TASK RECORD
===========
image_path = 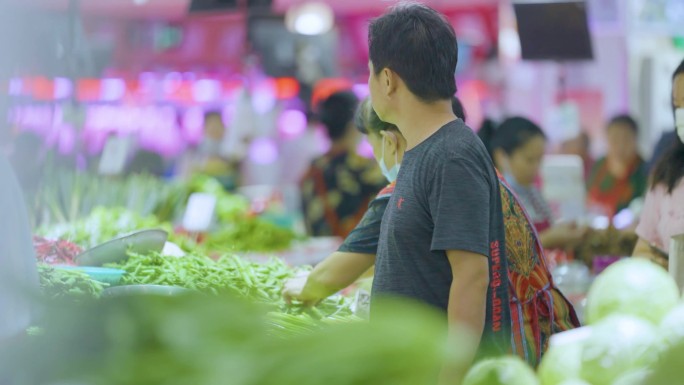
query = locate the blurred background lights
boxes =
[285,2,334,36]
[249,138,279,165]
[278,109,307,138]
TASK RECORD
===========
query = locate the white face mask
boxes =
[379,138,400,183]
[676,108,684,142]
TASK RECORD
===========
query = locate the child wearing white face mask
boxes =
[634,58,684,265]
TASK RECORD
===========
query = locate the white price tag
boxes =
[182,193,217,232]
[351,289,371,319]
[544,102,581,143]
[541,155,586,221]
[98,136,130,175]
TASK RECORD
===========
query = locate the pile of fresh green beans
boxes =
[38,264,107,300]
[108,252,354,327]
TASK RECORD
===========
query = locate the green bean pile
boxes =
[107,252,354,327]
[38,264,107,300]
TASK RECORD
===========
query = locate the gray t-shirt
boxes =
[372,119,511,357]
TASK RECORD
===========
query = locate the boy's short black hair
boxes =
[369,2,458,102]
[318,91,359,141]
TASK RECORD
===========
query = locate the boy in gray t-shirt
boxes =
[366,3,512,382]
[373,120,511,359]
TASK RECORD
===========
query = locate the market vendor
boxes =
[284,97,579,367]
[0,154,40,343]
[633,58,684,265]
[587,114,648,217]
[185,111,244,191]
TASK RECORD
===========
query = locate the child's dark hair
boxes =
[478,117,546,160]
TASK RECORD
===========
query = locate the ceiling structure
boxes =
[12,0,501,19]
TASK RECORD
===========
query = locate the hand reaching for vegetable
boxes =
[283,273,320,307]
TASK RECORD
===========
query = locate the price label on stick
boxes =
[352,289,371,319]
[98,136,130,175]
[182,193,217,233]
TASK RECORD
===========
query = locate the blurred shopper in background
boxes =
[587,114,647,216]
[300,91,384,237]
[478,117,588,250]
[634,58,684,264]
[560,131,593,179]
[184,111,244,191]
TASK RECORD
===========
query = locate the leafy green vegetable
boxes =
[660,304,684,349]
[537,338,583,385]
[585,258,679,325]
[107,252,352,322]
[39,206,174,249]
[1,294,455,385]
[463,356,540,385]
[580,315,660,385]
[33,168,175,228]
[204,217,299,253]
[40,204,296,254]
[38,263,107,300]
[644,339,684,385]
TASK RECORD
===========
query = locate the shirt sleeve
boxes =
[635,186,663,247]
[338,196,390,255]
[429,156,492,257]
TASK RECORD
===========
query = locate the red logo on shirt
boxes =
[397,197,405,210]
[489,240,503,333]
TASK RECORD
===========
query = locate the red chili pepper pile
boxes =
[33,236,83,265]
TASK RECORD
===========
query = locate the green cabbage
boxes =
[580,315,660,385]
[612,370,652,385]
[463,356,539,385]
[557,380,591,385]
[538,339,583,385]
[660,304,684,347]
[585,258,679,325]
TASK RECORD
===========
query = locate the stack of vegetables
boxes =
[32,235,354,334]
[460,257,684,385]
[107,252,353,332]
[38,207,176,250]
[39,207,296,257]
[33,168,175,227]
